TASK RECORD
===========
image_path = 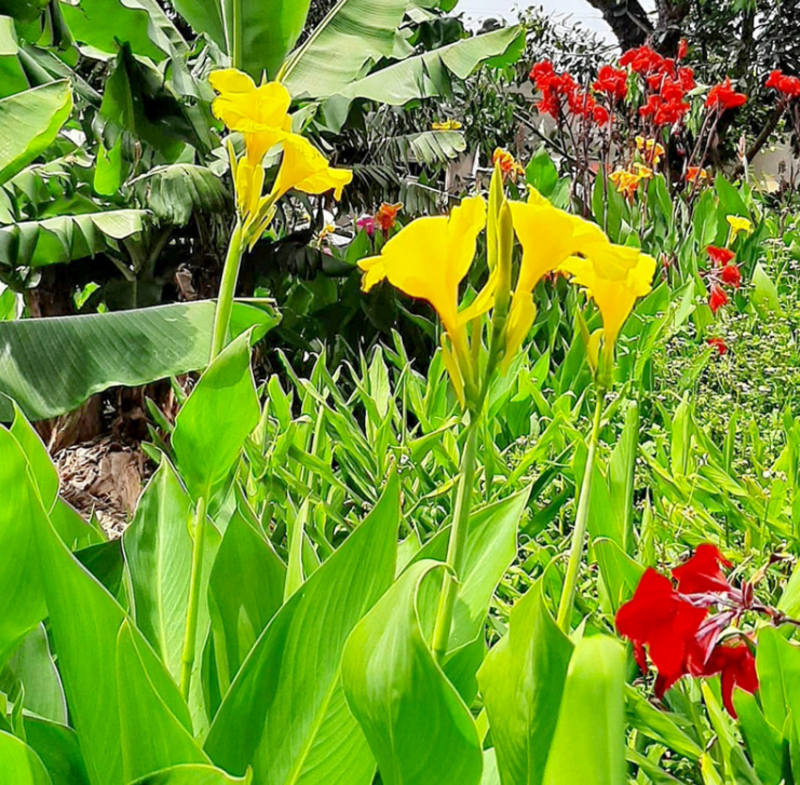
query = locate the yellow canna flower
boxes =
[633,162,653,179]
[268,134,352,202]
[432,119,463,131]
[209,69,292,167]
[635,136,665,166]
[358,195,487,338]
[727,215,753,238]
[505,189,610,360]
[559,247,656,366]
[610,169,643,199]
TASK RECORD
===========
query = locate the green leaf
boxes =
[208,496,286,695]
[752,262,782,316]
[594,539,645,613]
[734,690,783,785]
[692,190,718,248]
[116,620,209,783]
[342,560,482,785]
[0,210,148,269]
[0,427,46,665]
[172,331,260,499]
[128,765,249,784]
[756,627,800,733]
[0,81,72,186]
[25,719,91,785]
[526,147,558,197]
[0,623,66,724]
[625,686,703,759]
[0,730,52,785]
[10,403,58,511]
[714,174,749,217]
[205,473,400,784]
[93,137,125,197]
[387,130,466,164]
[541,636,625,785]
[282,0,408,99]
[59,0,186,60]
[0,301,279,422]
[131,165,228,227]
[123,459,221,735]
[478,580,573,785]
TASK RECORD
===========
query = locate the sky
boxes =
[455,0,656,43]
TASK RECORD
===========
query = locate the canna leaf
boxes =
[0,730,52,785]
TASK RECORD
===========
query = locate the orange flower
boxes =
[492,148,525,179]
[687,166,708,184]
[375,202,402,233]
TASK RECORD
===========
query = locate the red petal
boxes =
[672,544,732,594]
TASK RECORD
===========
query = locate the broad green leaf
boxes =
[10,404,58,511]
[608,400,639,554]
[0,210,147,268]
[31,468,200,785]
[25,719,91,785]
[282,0,408,99]
[756,627,800,733]
[1,623,66,724]
[715,175,749,218]
[413,487,530,650]
[60,0,186,60]
[222,0,311,79]
[131,164,228,227]
[332,26,523,111]
[342,560,482,785]
[481,749,502,785]
[93,137,125,197]
[625,686,704,760]
[205,473,400,784]
[172,331,260,499]
[526,147,558,197]
[734,690,783,785]
[542,636,626,785]
[692,190,718,248]
[116,621,209,783]
[752,262,782,316]
[0,730,52,785]
[0,301,279,422]
[208,498,286,695]
[0,81,72,186]
[49,498,105,551]
[129,764,248,784]
[478,580,573,785]
[0,427,46,666]
[386,130,466,164]
[594,539,645,613]
[123,459,221,735]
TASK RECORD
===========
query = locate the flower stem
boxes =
[180,495,207,701]
[210,220,244,361]
[432,414,479,662]
[556,392,604,632]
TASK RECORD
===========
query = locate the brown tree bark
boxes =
[583,0,653,50]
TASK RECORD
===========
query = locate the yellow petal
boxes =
[559,249,656,352]
[210,70,291,139]
[441,336,466,409]
[357,256,387,292]
[503,295,536,368]
[271,134,352,201]
[356,194,485,336]
[209,68,256,95]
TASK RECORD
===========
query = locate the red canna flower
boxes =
[766,69,784,90]
[672,544,733,594]
[677,38,689,61]
[721,263,742,288]
[707,337,728,355]
[765,69,800,97]
[375,202,402,233]
[593,65,628,102]
[616,569,708,693]
[709,283,728,313]
[706,245,735,267]
[639,94,663,118]
[678,66,696,91]
[530,60,555,87]
[621,45,664,75]
[592,104,611,126]
[699,642,758,717]
[706,77,747,112]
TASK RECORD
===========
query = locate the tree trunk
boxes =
[583,0,653,51]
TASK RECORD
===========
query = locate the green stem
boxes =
[231,0,242,71]
[432,415,480,662]
[180,495,207,701]
[210,221,244,361]
[556,392,604,632]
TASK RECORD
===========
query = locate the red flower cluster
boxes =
[706,245,741,313]
[530,61,610,126]
[706,77,747,112]
[593,65,628,103]
[616,544,758,716]
[620,45,694,127]
[766,70,800,99]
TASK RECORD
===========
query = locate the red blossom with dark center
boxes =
[593,65,628,102]
[721,263,742,288]
[706,77,747,112]
[615,569,708,691]
[672,544,733,594]
[699,642,759,717]
[709,283,728,313]
[707,245,735,267]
